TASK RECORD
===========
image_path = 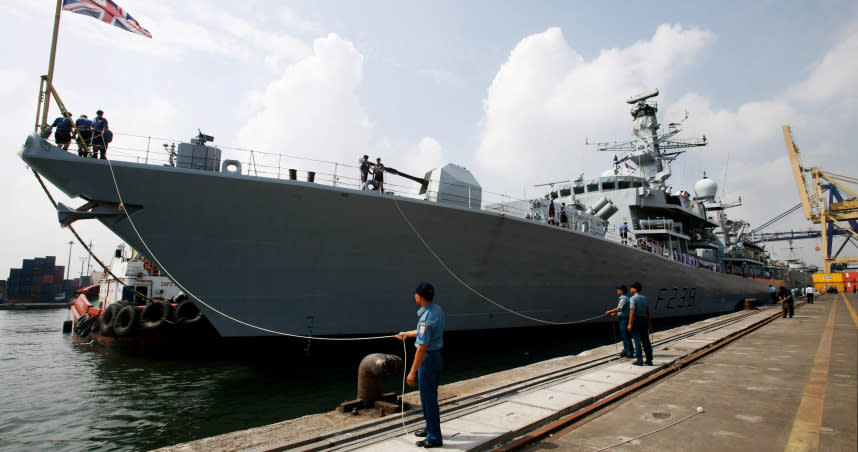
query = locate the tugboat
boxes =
[68,244,218,345]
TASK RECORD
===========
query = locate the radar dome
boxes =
[694,176,717,201]
[601,169,616,177]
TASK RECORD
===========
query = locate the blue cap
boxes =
[413,281,434,301]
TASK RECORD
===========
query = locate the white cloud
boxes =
[475,22,856,268]
[280,7,324,35]
[235,33,372,180]
[476,25,714,193]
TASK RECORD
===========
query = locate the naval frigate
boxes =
[19,90,790,338]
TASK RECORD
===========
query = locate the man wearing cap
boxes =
[359,155,370,190]
[49,111,73,151]
[627,282,653,366]
[373,157,385,193]
[74,114,93,157]
[605,285,634,358]
[619,221,629,245]
[396,282,445,448]
[91,110,109,159]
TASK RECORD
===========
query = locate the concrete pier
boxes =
[518,293,857,452]
[156,293,857,451]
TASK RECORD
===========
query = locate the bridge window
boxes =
[617,181,631,189]
[586,183,599,192]
[573,186,585,195]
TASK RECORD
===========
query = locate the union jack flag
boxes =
[62,0,151,38]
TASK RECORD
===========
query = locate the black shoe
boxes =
[414,428,428,438]
[632,362,644,366]
[619,353,628,358]
[644,361,653,366]
[416,439,443,448]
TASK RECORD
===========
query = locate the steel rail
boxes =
[265,306,782,451]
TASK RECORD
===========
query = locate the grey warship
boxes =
[19,90,793,338]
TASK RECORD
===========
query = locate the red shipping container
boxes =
[43,274,53,285]
[843,272,857,282]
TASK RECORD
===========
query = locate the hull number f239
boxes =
[654,287,696,309]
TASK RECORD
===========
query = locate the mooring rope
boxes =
[98,157,399,341]
[390,196,605,326]
[31,169,156,304]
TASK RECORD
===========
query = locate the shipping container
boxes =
[46,256,56,266]
[843,272,857,282]
[42,274,53,285]
[812,273,844,283]
[45,264,55,275]
[22,259,34,272]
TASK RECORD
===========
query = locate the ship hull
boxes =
[21,135,777,338]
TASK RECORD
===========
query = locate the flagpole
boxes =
[40,0,63,132]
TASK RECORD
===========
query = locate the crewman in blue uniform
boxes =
[397,281,445,448]
[627,281,653,366]
[605,285,634,358]
[359,155,370,190]
[49,112,73,151]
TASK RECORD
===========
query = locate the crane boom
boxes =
[782,126,814,221]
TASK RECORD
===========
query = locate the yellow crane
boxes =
[782,125,858,272]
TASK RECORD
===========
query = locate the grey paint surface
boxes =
[20,134,775,337]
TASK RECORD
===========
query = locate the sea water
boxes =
[0,308,690,451]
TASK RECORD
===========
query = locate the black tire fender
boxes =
[99,304,122,336]
[113,305,139,337]
[174,300,202,325]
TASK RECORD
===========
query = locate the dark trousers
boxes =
[617,318,634,356]
[631,317,652,364]
[769,292,778,304]
[782,301,794,318]
[807,293,814,304]
[419,351,443,443]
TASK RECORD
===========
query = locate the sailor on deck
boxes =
[74,114,92,157]
[49,112,73,151]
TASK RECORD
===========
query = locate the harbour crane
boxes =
[782,126,858,272]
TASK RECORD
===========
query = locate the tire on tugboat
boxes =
[99,303,122,336]
[113,305,139,337]
[174,300,202,325]
[140,301,174,331]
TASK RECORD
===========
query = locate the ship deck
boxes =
[152,292,857,451]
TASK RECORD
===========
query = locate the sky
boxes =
[1,0,857,278]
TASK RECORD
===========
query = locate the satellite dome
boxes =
[694,176,717,200]
[601,168,616,177]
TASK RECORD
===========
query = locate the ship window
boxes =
[133,286,148,306]
[601,182,616,190]
[559,188,571,197]
[121,286,134,302]
[573,186,585,195]
[617,181,631,189]
[632,181,643,188]
[549,191,558,198]
[586,183,599,192]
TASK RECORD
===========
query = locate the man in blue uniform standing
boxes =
[397,281,445,448]
[627,281,653,366]
[605,285,634,358]
[49,111,73,151]
[74,114,93,157]
[91,109,109,159]
[359,155,370,190]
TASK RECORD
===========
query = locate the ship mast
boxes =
[592,89,707,186]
